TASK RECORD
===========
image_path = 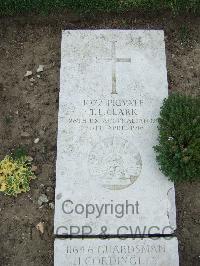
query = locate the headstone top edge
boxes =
[62,29,164,36]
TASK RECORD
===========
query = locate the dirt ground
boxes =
[0,10,199,266]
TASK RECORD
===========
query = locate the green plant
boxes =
[179,25,190,45]
[4,116,12,125]
[0,149,36,196]
[154,93,200,183]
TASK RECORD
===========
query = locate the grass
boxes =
[0,0,200,16]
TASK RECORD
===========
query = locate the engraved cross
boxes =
[108,42,131,94]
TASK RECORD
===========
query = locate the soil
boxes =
[0,10,199,266]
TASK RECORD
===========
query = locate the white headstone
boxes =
[54,30,176,236]
[54,237,179,266]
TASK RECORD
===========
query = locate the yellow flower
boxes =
[0,183,6,192]
[0,175,6,182]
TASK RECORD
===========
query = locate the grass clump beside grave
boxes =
[0,0,200,15]
[154,93,200,183]
[0,148,36,196]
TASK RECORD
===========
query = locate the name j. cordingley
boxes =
[61,199,139,219]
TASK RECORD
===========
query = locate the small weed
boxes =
[4,116,12,125]
[179,25,190,45]
[12,147,27,160]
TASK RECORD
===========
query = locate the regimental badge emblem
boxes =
[88,137,142,190]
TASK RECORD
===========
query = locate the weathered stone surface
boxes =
[54,237,179,266]
[54,30,176,236]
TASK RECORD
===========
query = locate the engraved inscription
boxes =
[64,243,166,265]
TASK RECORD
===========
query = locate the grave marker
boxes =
[54,30,176,236]
[55,238,179,266]
[54,29,179,265]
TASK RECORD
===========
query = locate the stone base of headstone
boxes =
[54,237,179,266]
